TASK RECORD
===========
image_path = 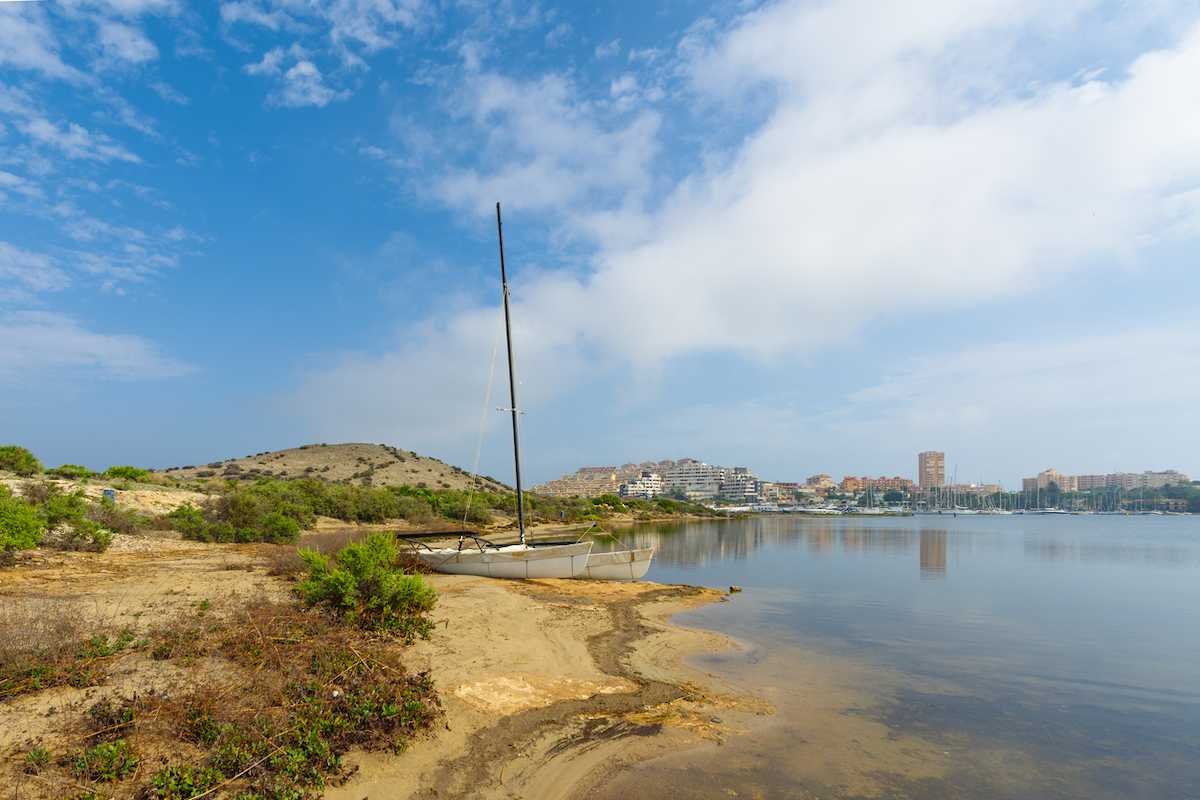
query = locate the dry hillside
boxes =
[159,442,509,491]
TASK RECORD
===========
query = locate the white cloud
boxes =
[19,117,142,162]
[221,0,428,52]
[220,0,297,32]
[433,72,661,220]
[295,1,1200,456]
[244,44,348,107]
[244,46,288,75]
[0,5,85,82]
[0,311,192,381]
[148,80,188,104]
[595,38,620,59]
[0,242,71,294]
[97,20,159,63]
[544,22,570,48]
[609,72,637,97]
[276,60,343,107]
[0,170,45,202]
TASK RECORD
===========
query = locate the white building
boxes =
[718,467,760,502]
[663,459,725,501]
[619,471,664,499]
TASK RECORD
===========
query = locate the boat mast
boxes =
[495,202,527,546]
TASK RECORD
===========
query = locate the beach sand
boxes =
[0,536,760,799]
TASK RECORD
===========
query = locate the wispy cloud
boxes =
[19,116,142,162]
[0,4,86,82]
[96,19,159,64]
[0,241,71,295]
[0,311,192,381]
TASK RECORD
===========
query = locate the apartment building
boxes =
[918,451,945,490]
[619,471,665,499]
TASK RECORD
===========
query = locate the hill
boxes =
[159,443,509,492]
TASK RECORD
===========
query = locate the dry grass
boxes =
[0,600,137,700]
[4,598,441,799]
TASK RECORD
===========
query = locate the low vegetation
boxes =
[5,535,441,799]
[298,532,437,640]
[0,482,132,557]
[0,601,136,700]
[0,445,42,477]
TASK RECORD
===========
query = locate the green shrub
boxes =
[257,511,300,543]
[47,464,94,479]
[394,495,434,524]
[298,533,436,640]
[0,487,44,551]
[147,764,226,799]
[104,465,150,482]
[164,504,206,537]
[0,446,41,476]
[87,495,143,536]
[42,487,89,528]
[71,738,138,782]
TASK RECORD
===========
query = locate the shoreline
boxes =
[328,576,756,799]
[0,534,760,799]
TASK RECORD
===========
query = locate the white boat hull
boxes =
[581,548,654,581]
[416,542,593,579]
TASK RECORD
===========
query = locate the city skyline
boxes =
[534,453,1193,498]
[3,2,1200,487]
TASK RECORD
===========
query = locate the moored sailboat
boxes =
[414,203,593,578]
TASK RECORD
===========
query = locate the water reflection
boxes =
[604,515,1200,577]
[919,529,947,579]
[599,514,1200,800]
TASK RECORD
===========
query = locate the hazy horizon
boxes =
[3,1,1199,487]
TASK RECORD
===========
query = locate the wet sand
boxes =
[327,577,761,799]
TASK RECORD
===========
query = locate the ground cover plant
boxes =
[5,562,441,799]
[0,601,136,700]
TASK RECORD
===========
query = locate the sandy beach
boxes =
[0,534,760,799]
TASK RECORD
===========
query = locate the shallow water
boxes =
[594,515,1200,799]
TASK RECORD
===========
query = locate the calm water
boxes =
[597,515,1200,799]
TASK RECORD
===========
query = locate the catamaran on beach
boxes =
[412,203,653,581]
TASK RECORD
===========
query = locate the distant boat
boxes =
[415,203,596,579]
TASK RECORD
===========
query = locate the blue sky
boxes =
[2,0,1199,487]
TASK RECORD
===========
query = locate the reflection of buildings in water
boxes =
[616,517,932,569]
[919,529,947,579]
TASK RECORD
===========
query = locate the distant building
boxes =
[839,475,915,494]
[918,451,945,490]
[717,467,760,502]
[619,471,664,499]
[663,459,726,501]
[532,466,620,497]
[762,482,803,504]
[1141,470,1192,489]
[1023,469,1190,493]
[806,474,835,490]
[873,476,916,493]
